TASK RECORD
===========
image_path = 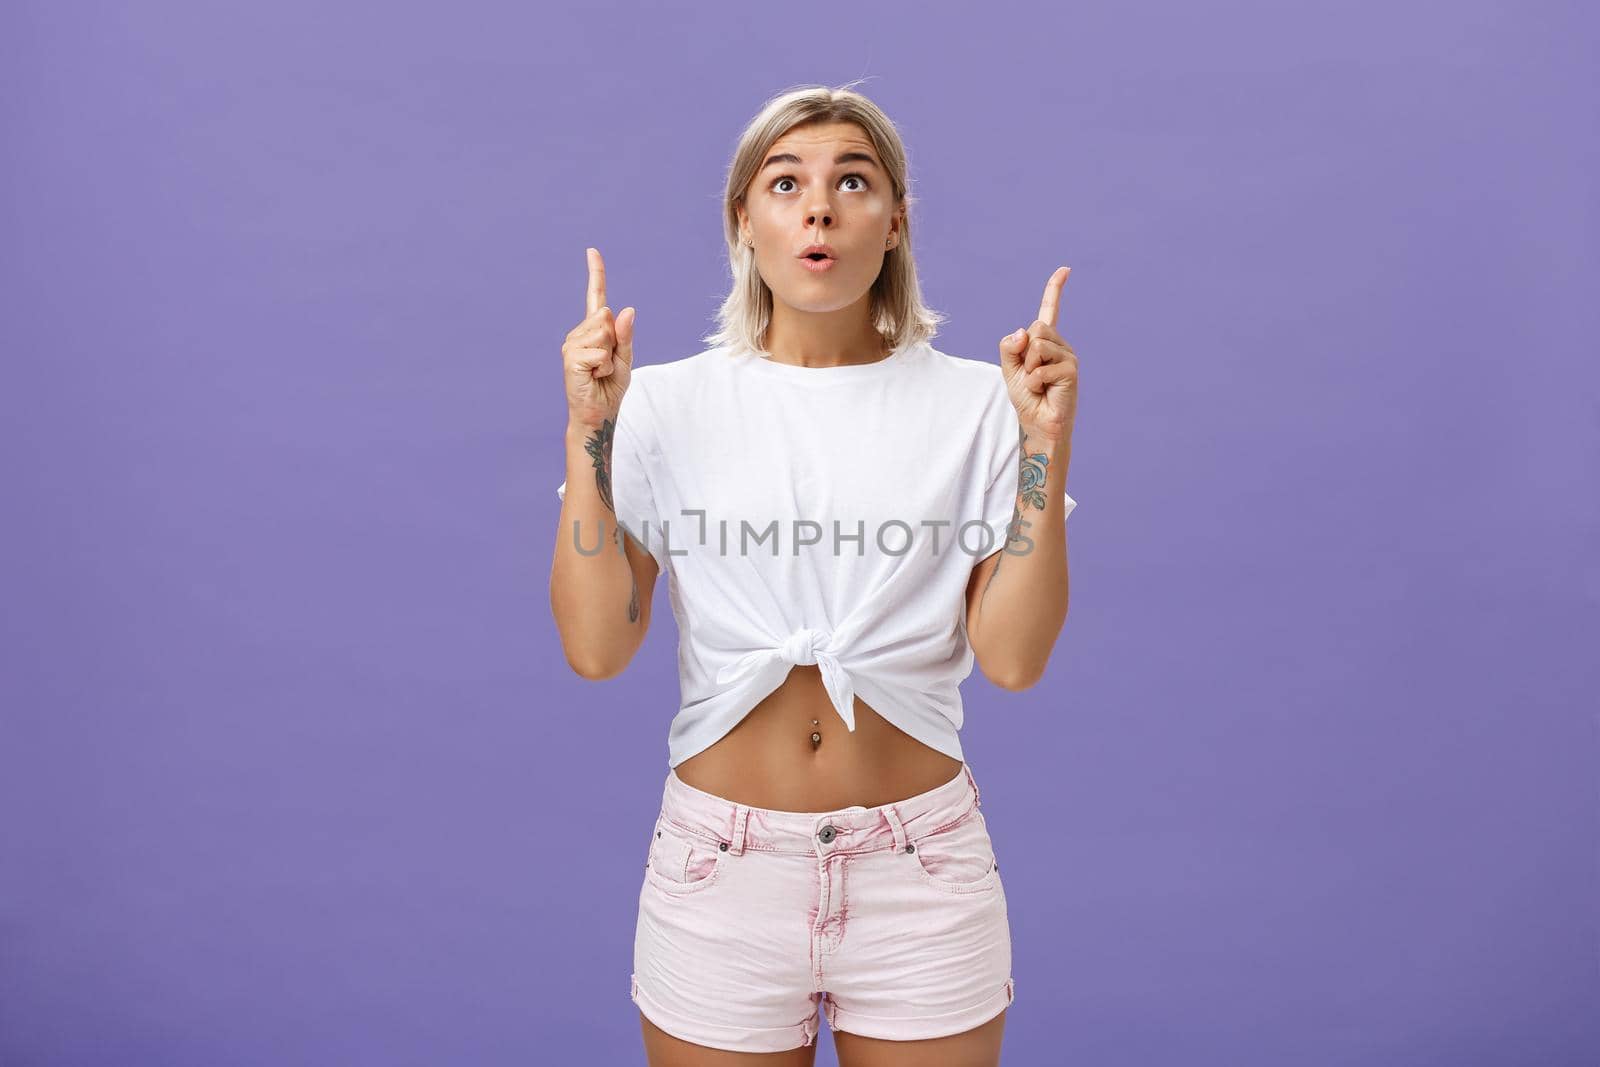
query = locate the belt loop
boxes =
[727,805,749,855]
[882,805,908,853]
[965,763,982,808]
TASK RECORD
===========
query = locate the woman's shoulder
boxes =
[916,342,1011,407]
[627,344,737,393]
[630,341,1007,410]
[919,341,1005,380]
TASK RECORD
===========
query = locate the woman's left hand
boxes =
[998,266,1078,447]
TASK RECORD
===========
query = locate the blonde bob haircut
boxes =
[702,81,947,357]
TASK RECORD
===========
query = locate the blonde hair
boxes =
[702,81,947,356]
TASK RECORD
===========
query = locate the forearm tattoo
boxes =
[583,417,640,624]
[983,425,1050,597]
[584,418,616,514]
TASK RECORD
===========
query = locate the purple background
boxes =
[3,2,1596,1064]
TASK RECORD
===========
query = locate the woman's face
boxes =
[736,121,902,316]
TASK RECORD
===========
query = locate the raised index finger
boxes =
[586,247,606,317]
[1037,265,1070,328]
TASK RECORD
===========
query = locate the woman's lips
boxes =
[798,256,837,273]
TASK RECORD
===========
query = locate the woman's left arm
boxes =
[966,266,1078,690]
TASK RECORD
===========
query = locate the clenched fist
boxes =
[998,265,1078,447]
[562,247,638,430]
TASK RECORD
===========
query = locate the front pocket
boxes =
[644,816,724,895]
[908,810,1001,894]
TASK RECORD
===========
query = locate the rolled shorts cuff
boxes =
[824,976,1015,1043]
[631,972,819,1053]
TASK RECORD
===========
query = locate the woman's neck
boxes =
[762,304,888,368]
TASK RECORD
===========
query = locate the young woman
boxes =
[551,84,1078,1066]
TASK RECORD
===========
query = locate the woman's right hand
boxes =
[563,247,636,430]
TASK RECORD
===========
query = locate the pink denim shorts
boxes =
[631,761,1014,1053]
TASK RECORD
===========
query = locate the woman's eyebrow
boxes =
[759,150,882,173]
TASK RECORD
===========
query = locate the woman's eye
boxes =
[771,173,870,193]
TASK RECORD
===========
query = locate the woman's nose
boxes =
[804,207,833,227]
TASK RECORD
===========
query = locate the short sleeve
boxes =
[556,374,670,571]
[978,389,1076,559]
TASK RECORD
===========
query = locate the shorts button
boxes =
[905,843,915,853]
[719,842,729,851]
[818,825,837,844]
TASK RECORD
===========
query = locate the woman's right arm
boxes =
[549,248,659,680]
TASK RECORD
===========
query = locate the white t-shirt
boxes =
[556,338,1076,768]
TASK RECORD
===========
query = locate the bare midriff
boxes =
[671,665,964,813]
